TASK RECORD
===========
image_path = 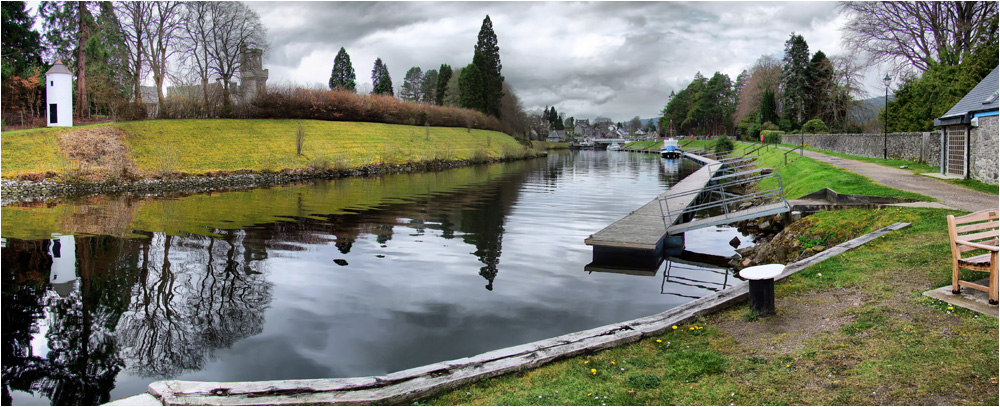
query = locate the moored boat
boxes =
[660,138,682,158]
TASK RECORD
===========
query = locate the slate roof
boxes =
[935,66,999,126]
[46,60,72,75]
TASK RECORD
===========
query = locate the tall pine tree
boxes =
[400,66,423,101]
[329,47,356,92]
[458,62,483,110]
[420,69,438,104]
[781,33,811,127]
[474,15,504,117]
[806,50,833,122]
[2,1,44,78]
[371,57,393,96]
[435,64,452,105]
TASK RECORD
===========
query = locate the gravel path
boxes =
[784,147,998,212]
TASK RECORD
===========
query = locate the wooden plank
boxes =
[585,153,721,250]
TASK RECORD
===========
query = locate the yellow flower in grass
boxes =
[591,369,597,375]
[584,360,589,364]
[672,325,677,330]
[656,339,663,343]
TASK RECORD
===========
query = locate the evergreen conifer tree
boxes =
[371,57,393,96]
[420,69,438,104]
[1,1,44,78]
[781,33,811,126]
[458,62,484,111]
[329,47,357,92]
[474,15,504,117]
[400,66,423,101]
[435,64,452,105]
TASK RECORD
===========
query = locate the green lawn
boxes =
[427,207,998,406]
[743,142,936,201]
[777,143,998,195]
[1,119,532,178]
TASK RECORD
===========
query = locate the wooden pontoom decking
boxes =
[584,152,721,254]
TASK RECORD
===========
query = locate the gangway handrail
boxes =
[658,172,788,230]
[784,145,804,165]
[711,167,765,181]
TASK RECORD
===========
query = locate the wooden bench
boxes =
[947,209,999,305]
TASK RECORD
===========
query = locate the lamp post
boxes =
[883,74,891,160]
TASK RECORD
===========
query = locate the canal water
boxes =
[1,150,752,405]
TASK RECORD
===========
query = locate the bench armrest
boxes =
[955,239,1000,252]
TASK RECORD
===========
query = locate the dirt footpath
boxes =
[785,148,998,212]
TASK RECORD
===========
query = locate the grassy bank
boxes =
[2,160,532,240]
[427,206,998,405]
[1,119,537,180]
[419,141,996,405]
[776,143,999,195]
[739,142,935,201]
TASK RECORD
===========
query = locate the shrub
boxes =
[801,119,829,134]
[761,130,784,144]
[714,135,734,155]
[747,123,761,140]
[115,102,148,122]
[253,87,504,132]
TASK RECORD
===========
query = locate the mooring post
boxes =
[740,264,785,316]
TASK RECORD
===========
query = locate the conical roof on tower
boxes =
[46,60,72,75]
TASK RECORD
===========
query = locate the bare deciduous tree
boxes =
[144,1,183,116]
[179,1,216,115]
[204,1,267,106]
[115,1,152,103]
[839,1,998,73]
[733,54,782,125]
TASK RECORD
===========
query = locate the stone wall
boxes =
[970,115,999,185]
[780,132,940,165]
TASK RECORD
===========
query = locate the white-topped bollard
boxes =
[740,263,785,316]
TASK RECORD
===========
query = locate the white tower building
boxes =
[45,60,73,127]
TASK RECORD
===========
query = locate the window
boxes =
[51,81,54,86]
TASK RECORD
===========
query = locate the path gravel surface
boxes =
[783,147,998,212]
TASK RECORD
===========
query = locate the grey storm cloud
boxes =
[248,1,852,121]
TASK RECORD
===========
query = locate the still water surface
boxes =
[2,150,751,405]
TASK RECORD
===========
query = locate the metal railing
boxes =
[661,260,730,297]
[658,172,788,230]
[784,144,804,165]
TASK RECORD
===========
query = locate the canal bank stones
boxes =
[737,217,825,267]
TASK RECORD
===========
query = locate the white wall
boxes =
[46,72,73,127]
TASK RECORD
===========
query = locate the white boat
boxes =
[660,138,682,158]
[607,142,622,151]
[578,140,595,149]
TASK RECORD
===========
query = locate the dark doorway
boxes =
[49,103,58,124]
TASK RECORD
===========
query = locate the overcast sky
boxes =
[246,0,888,122]
[25,0,889,122]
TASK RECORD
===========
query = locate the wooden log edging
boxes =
[138,222,912,406]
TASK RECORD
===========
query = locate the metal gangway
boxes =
[660,257,731,298]
[658,169,790,235]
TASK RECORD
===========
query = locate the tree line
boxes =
[2,1,268,126]
[658,1,997,139]
[325,15,537,138]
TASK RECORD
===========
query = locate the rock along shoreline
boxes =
[1,154,545,205]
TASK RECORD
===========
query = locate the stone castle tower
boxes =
[240,46,268,101]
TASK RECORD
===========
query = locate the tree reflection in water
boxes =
[1,232,273,405]
[0,159,538,405]
[116,231,272,378]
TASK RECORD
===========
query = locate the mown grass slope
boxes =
[427,208,997,406]
[1,119,531,178]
